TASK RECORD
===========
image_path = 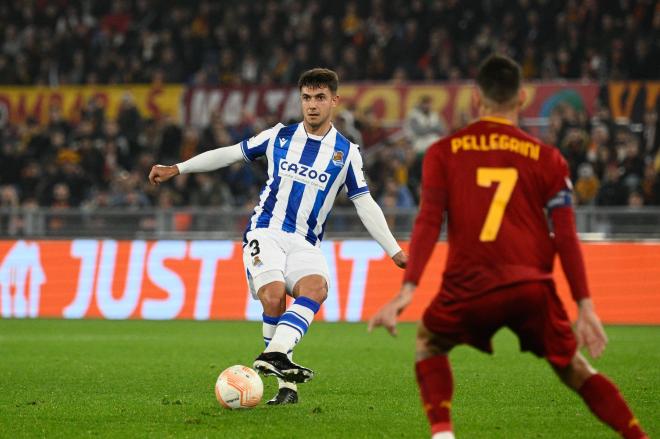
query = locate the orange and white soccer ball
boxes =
[215,365,263,409]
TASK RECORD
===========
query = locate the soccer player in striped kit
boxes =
[369,55,648,438]
[150,68,407,404]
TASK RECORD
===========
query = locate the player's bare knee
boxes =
[293,276,328,304]
[570,352,597,388]
[258,284,286,315]
[301,285,327,304]
[415,336,433,360]
[553,352,596,390]
[260,296,283,315]
[416,323,451,360]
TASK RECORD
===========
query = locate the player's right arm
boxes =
[368,144,447,336]
[148,123,283,185]
[402,145,447,291]
[148,144,244,185]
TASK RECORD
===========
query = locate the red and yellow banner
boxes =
[4,81,656,129]
[1,240,658,324]
[0,84,182,126]
[182,82,600,128]
[607,81,660,122]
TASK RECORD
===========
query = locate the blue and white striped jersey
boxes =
[241,122,369,246]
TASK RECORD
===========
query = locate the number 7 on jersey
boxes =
[476,167,519,242]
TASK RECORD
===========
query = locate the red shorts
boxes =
[422,281,577,367]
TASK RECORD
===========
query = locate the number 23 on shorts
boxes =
[476,167,518,242]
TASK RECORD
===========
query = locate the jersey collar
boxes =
[303,123,335,142]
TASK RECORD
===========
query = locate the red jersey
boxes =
[405,117,573,302]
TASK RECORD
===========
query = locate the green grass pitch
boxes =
[0,320,657,438]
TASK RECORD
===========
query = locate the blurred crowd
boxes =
[0,98,272,215]
[545,103,660,207]
[1,91,659,218]
[371,98,660,212]
[0,0,658,85]
[0,0,659,231]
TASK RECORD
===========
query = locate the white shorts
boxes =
[243,228,331,299]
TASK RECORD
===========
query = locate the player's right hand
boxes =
[148,164,179,185]
[368,300,400,336]
[576,298,608,358]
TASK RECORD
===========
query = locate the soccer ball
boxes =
[215,365,263,409]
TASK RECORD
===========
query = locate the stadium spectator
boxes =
[0,185,19,208]
[588,123,612,175]
[0,185,20,235]
[641,110,658,155]
[117,93,143,147]
[641,162,660,206]
[356,105,388,149]
[559,127,590,182]
[405,95,447,155]
[574,163,600,205]
[628,190,644,207]
[379,176,416,231]
[335,100,363,145]
[620,134,645,190]
[597,164,629,206]
[108,171,150,209]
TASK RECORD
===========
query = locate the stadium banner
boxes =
[607,81,660,123]
[182,82,600,128]
[1,240,658,324]
[0,85,183,127]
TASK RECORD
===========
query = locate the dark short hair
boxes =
[476,55,522,106]
[298,68,339,94]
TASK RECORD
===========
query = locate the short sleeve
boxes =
[345,146,370,199]
[240,123,283,162]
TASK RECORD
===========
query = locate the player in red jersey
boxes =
[369,55,648,439]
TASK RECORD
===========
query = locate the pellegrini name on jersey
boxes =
[240,122,369,246]
[450,133,541,160]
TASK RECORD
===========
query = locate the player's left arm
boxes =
[547,152,607,358]
[551,205,608,358]
[345,145,406,267]
[351,194,406,267]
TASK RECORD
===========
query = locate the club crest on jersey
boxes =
[279,160,331,190]
[332,150,344,167]
[252,255,263,267]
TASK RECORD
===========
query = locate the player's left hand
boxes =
[392,250,408,269]
[576,298,608,358]
[368,283,415,337]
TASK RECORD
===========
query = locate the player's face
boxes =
[300,86,338,132]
